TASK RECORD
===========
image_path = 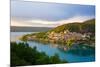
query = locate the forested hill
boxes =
[21,19,95,46]
[49,19,95,33]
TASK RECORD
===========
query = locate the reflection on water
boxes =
[67,44,95,56]
[11,32,95,63]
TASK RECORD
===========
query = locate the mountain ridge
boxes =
[11,26,53,32]
[48,19,95,33]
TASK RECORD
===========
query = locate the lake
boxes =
[11,32,95,63]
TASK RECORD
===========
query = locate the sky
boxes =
[11,0,95,27]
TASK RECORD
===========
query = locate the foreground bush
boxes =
[11,42,67,66]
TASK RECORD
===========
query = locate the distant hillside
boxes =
[11,26,53,32]
[49,19,95,33]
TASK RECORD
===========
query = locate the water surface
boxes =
[11,32,95,63]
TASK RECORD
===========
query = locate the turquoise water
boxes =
[11,32,95,63]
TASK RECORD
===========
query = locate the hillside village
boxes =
[21,19,95,50]
[47,30,89,42]
[24,30,93,45]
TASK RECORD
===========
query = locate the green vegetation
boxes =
[21,19,95,48]
[34,32,47,39]
[66,39,74,48]
[49,23,81,33]
[49,19,95,33]
[81,19,95,33]
[11,42,67,66]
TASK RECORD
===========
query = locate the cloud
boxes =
[11,19,33,27]
[58,15,95,25]
[11,18,58,27]
[11,15,94,27]
[11,1,95,21]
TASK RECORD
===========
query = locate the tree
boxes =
[11,42,67,66]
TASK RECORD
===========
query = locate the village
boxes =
[47,30,91,43]
[23,29,94,51]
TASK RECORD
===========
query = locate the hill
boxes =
[11,26,53,32]
[49,19,95,33]
[21,19,95,48]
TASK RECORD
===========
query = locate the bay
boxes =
[11,32,95,63]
